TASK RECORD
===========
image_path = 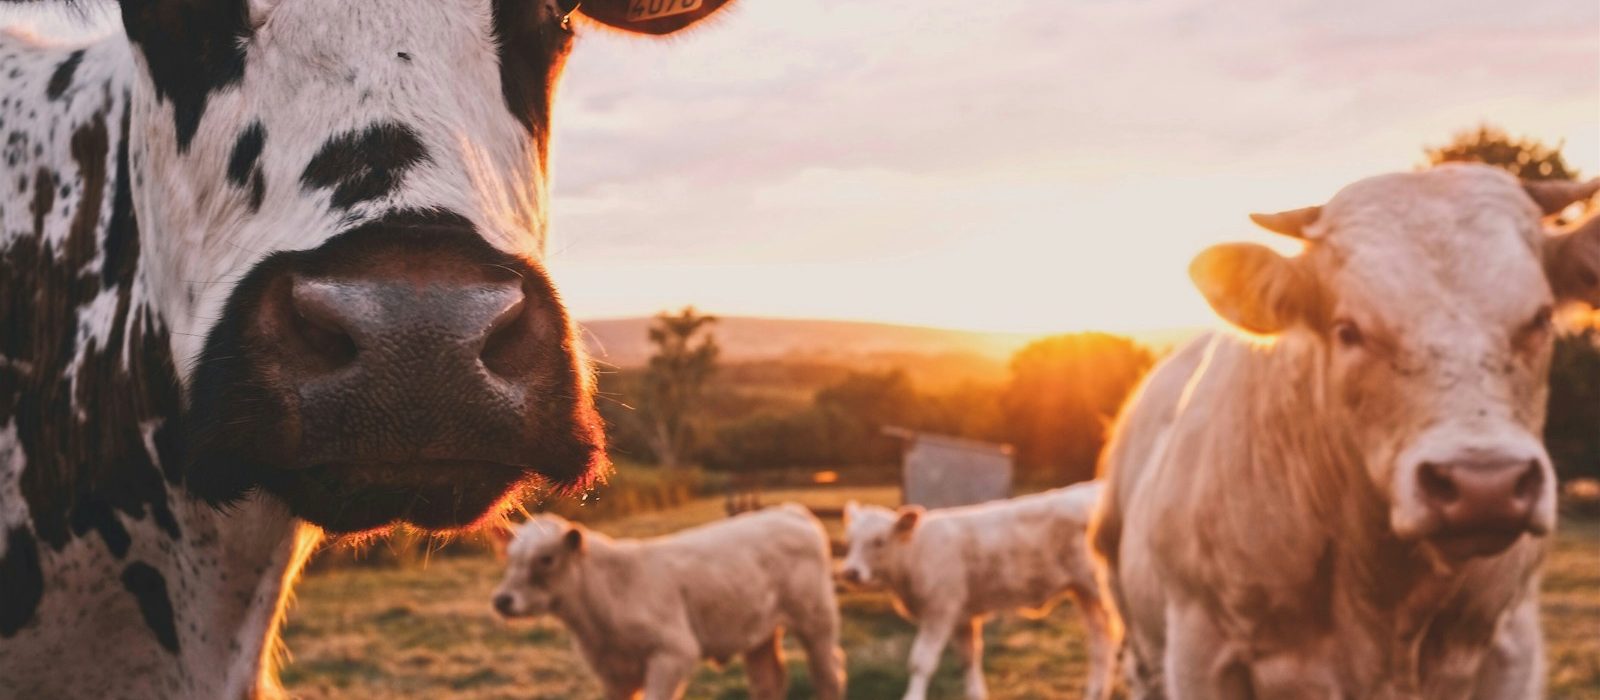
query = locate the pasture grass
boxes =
[281,488,1600,699]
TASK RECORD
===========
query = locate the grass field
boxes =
[281,488,1600,699]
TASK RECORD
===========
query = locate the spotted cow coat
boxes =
[0,1,739,696]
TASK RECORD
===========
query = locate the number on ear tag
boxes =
[627,0,704,22]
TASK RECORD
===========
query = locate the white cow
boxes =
[1092,165,1600,698]
[493,505,846,700]
[840,482,1114,700]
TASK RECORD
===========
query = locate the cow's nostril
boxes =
[286,281,358,370]
[479,290,533,378]
[1514,461,1543,502]
[492,593,514,616]
[1417,462,1458,504]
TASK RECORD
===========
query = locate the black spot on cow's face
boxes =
[45,49,85,101]
[226,122,264,186]
[227,121,266,213]
[120,562,180,653]
[119,0,251,152]
[0,527,43,637]
[299,122,429,210]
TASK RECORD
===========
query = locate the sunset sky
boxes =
[548,0,1598,334]
[10,0,1598,335]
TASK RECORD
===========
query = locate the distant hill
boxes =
[578,316,1204,370]
[578,316,1036,369]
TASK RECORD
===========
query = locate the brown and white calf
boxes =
[0,1,743,696]
[1092,165,1600,698]
[840,482,1115,700]
[493,506,847,700]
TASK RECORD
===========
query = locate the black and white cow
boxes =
[0,0,736,696]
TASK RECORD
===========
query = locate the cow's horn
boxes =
[1524,178,1600,216]
[1248,206,1322,239]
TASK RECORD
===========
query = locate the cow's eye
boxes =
[538,555,554,567]
[1517,306,1554,348]
[1527,306,1553,334]
[1333,319,1364,348]
[871,536,885,548]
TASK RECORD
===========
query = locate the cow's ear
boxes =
[1545,215,1600,306]
[1190,243,1322,335]
[563,527,586,553]
[488,524,515,559]
[576,0,737,35]
[842,500,859,524]
[893,506,923,537]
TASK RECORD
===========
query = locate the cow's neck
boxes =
[886,533,934,616]
[1184,334,1532,675]
[0,32,318,698]
[556,537,643,647]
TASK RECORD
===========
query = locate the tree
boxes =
[1001,333,1154,485]
[704,369,922,471]
[636,307,719,467]
[1425,124,1580,182]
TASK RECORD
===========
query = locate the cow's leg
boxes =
[1164,602,1251,700]
[1071,584,1117,700]
[953,616,988,700]
[792,609,847,700]
[743,629,789,700]
[1470,595,1544,700]
[903,611,958,700]
[600,679,641,700]
[641,652,695,700]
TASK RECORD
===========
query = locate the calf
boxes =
[493,506,847,700]
[840,482,1115,700]
[0,1,743,696]
[1092,165,1600,698]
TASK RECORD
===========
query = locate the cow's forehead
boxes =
[1313,165,1550,324]
[846,507,895,535]
[511,516,569,553]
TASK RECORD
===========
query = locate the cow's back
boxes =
[909,483,1102,616]
[646,505,834,659]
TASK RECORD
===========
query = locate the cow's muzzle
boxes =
[1417,458,1545,558]
[1393,433,1555,559]
[183,211,607,533]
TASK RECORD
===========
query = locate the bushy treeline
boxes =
[601,332,1156,487]
[600,325,1600,486]
[1548,327,1600,482]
